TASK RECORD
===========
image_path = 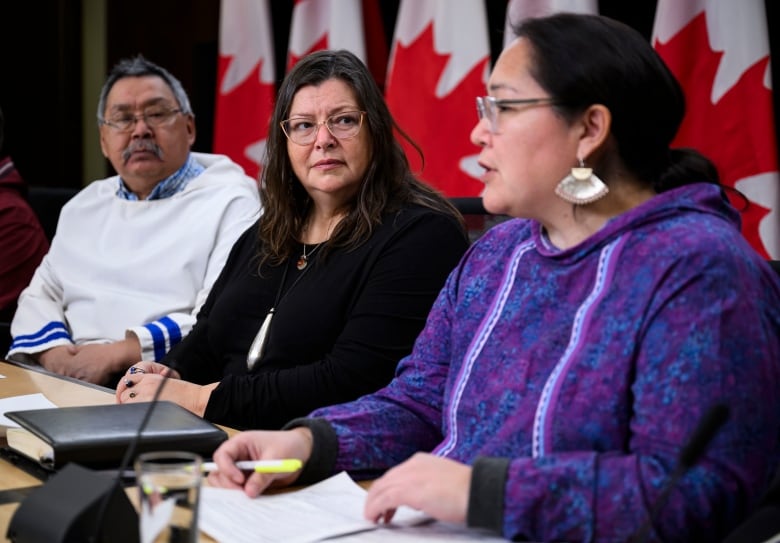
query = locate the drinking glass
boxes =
[135,451,202,543]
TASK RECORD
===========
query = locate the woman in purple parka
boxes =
[207,13,780,542]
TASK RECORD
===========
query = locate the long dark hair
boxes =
[257,49,464,267]
[514,13,721,194]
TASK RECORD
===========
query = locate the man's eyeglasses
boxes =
[280,110,366,146]
[99,107,183,132]
[476,96,556,134]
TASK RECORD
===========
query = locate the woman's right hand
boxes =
[129,360,177,377]
[207,427,313,497]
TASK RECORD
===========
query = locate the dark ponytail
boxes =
[655,148,719,192]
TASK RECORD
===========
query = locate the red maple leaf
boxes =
[385,24,487,197]
[655,13,779,257]
[214,57,275,180]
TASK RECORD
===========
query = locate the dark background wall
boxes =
[0,0,777,189]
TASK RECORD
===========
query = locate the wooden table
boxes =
[0,360,118,534]
[0,360,231,542]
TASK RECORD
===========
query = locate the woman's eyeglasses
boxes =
[280,111,366,145]
[476,96,555,133]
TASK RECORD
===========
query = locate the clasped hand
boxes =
[115,361,184,404]
[38,341,136,385]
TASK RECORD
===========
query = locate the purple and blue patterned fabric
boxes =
[310,182,780,542]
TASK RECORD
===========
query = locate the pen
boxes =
[200,459,303,473]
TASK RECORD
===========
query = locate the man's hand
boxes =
[37,337,141,385]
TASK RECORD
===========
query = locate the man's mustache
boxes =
[122,140,163,162]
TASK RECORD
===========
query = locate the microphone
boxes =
[5,360,181,542]
[88,359,181,541]
[722,470,780,542]
[629,403,730,543]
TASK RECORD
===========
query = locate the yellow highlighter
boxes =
[200,459,302,473]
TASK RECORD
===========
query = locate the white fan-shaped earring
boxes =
[555,158,609,205]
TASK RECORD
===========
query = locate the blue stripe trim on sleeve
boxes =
[144,322,167,361]
[10,322,72,349]
[11,330,72,349]
[11,321,69,342]
[158,316,182,347]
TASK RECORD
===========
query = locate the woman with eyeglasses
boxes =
[205,13,780,542]
[115,49,469,430]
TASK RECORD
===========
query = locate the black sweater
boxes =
[166,204,469,429]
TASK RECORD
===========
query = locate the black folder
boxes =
[4,401,228,470]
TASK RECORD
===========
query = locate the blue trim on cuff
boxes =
[158,316,182,347]
[144,322,167,361]
[11,321,68,342]
[11,330,71,350]
[10,322,71,349]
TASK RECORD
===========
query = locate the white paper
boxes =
[198,471,506,543]
[333,522,512,542]
[140,497,176,543]
[0,393,57,433]
[199,471,510,542]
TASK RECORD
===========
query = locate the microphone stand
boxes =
[629,403,730,543]
[88,362,178,542]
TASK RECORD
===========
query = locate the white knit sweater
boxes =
[8,152,261,362]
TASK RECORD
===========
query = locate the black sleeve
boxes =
[164,220,260,380]
[281,417,339,485]
[203,209,469,429]
[468,456,510,535]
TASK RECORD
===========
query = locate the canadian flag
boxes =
[384,0,490,197]
[287,0,387,84]
[653,0,780,258]
[213,0,276,181]
[504,0,598,48]
[287,0,364,69]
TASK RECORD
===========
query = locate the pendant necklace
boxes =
[246,242,322,370]
[296,242,323,270]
